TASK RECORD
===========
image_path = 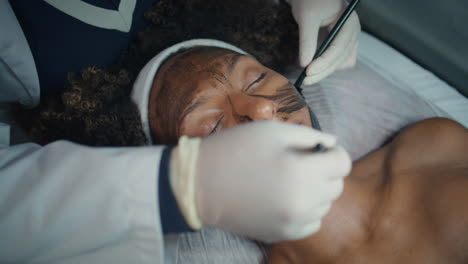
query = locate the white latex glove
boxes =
[289,0,361,85]
[170,121,351,243]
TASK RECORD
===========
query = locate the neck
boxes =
[318,147,390,254]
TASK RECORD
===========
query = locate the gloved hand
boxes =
[170,121,351,243]
[289,0,361,85]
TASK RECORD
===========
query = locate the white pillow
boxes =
[296,60,442,161]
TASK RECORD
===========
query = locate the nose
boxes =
[231,94,275,122]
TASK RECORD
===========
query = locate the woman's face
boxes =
[148,47,312,143]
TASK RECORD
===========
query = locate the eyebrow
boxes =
[179,94,210,125]
[251,83,307,114]
[179,53,244,122]
[227,53,243,74]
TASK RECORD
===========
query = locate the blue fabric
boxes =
[159,146,193,234]
[9,0,154,98]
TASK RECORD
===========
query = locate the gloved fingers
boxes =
[338,41,359,70]
[336,12,360,70]
[275,214,323,242]
[302,37,351,86]
[301,219,323,238]
[287,177,344,222]
[298,22,320,67]
[292,189,340,229]
[300,200,332,220]
[300,146,352,180]
[302,30,356,86]
[302,56,343,86]
[282,125,337,150]
[288,220,322,241]
[306,15,355,75]
[304,11,360,84]
[303,180,344,214]
[317,179,345,204]
[283,201,333,240]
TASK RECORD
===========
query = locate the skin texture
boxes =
[149,47,312,143]
[268,118,468,264]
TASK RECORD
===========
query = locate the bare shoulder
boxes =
[395,117,467,154]
[406,117,467,139]
[388,118,468,172]
[388,118,468,260]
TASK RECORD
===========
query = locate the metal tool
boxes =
[294,0,361,90]
[294,0,361,152]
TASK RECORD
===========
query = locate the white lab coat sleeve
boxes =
[0,0,40,107]
[0,140,166,264]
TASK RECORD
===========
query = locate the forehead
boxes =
[148,47,252,126]
[164,47,244,74]
[152,47,253,97]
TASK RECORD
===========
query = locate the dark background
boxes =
[358,0,468,97]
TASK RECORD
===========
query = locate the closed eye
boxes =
[246,72,267,91]
[209,116,223,135]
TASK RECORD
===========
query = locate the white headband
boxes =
[131,39,247,144]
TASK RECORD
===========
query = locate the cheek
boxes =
[179,120,209,138]
[179,113,220,138]
[284,107,313,128]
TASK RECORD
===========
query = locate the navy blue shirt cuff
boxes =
[158,146,194,234]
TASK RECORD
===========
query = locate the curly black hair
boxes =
[20,0,299,147]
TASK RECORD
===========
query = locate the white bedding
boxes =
[358,32,467,127]
[164,32,468,264]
